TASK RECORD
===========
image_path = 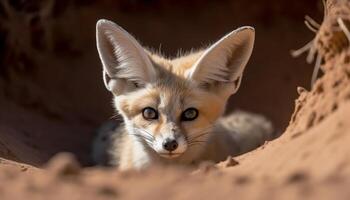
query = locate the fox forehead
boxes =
[148,50,204,78]
[115,52,199,111]
[116,73,196,119]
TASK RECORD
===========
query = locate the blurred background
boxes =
[0,0,323,166]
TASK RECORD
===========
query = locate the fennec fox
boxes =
[93,19,274,170]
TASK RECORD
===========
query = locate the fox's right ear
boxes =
[96,19,156,95]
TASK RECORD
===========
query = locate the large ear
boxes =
[96,19,156,94]
[186,27,255,95]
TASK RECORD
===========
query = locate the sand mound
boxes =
[1,0,350,199]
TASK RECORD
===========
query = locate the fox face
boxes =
[96,20,255,161]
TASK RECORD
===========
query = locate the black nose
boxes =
[163,139,178,152]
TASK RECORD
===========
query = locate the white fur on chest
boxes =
[129,136,154,169]
[123,123,157,170]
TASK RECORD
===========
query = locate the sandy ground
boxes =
[1,0,350,199]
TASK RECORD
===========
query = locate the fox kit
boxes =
[93,19,273,170]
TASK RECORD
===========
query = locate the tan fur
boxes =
[93,19,273,170]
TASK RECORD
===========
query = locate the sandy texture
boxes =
[1,0,350,199]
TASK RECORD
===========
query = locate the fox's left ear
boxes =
[186,27,255,95]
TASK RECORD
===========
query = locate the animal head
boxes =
[96,19,254,160]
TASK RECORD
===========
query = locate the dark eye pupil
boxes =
[182,108,198,121]
[185,110,195,118]
[142,107,158,120]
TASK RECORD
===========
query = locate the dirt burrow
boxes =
[1,0,350,199]
[0,0,317,166]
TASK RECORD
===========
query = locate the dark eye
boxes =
[181,108,198,121]
[142,107,158,120]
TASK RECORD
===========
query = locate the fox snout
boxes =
[150,128,188,158]
[162,139,178,151]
